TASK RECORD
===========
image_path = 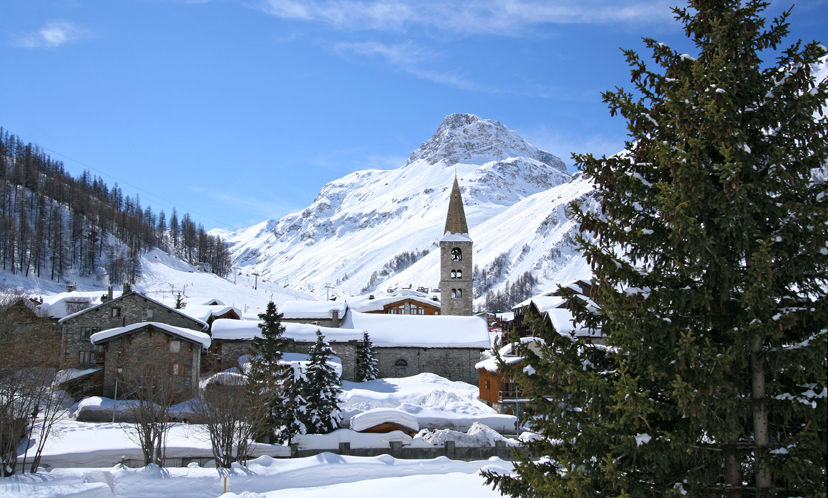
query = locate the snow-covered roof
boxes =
[280,300,349,319]
[177,304,240,323]
[513,294,566,313]
[475,355,524,373]
[350,408,419,433]
[90,322,212,348]
[40,291,124,319]
[58,291,209,330]
[341,311,489,348]
[211,319,363,342]
[476,337,547,372]
[440,232,472,242]
[55,367,104,385]
[346,294,440,313]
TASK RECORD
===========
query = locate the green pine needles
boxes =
[356,332,380,382]
[485,1,827,496]
[245,301,288,443]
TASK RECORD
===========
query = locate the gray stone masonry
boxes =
[99,325,202,401]
[440,239,473,316]
[60,292,205,370]
[212,338,480,385]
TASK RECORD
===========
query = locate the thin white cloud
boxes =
[335,40,427,65]
[261,0,674,33]
[17,21,88,48]
[335,40,484,90]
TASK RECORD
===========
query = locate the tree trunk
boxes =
[751,334,770,495]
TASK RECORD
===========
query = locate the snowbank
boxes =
[341,374,516,431]
[412,422,520,448]
[350,409,419,433]
[293,429,412,450]
[2,454,513,498]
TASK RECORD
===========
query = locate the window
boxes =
[172,363,185,376]
[452,289,462,299]
[451,269,462,279]
[79,327,99,340]
[169,341,180,353]
[79,351,93,364]
[450,270,456,278]
[451,289,456,298]
[146,308,153,319]
[456,289,462,298]
[456,270,462,278]
[451,248,462,261]
[395,359,408,367]
[111,308,121,318]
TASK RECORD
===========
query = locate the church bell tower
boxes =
[440,177,473,316]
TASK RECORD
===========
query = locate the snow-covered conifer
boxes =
[301,330,343,434]
[485,1,827,496]
[355,332,379,382]
[245,301,288,442]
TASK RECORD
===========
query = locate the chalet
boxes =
[58,288,208,371]
[475,338,543,421]
[348,291,441,315]
[90,322,211,399]
[509,279,601,342]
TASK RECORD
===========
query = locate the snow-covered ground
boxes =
[7,373,520,497]
[1,454,514,498]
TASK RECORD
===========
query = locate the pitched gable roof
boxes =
[58,291,208,330]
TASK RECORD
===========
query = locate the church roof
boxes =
[443,176,469,236]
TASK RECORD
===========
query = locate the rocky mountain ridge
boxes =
[213,114,593,304]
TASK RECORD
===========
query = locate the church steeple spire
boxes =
[443,176,469,236]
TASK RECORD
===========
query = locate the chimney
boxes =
[123,283,131,294]
[107,286,114,302]
[331,309,340,328]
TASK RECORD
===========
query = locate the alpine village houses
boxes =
[54,176,491,399]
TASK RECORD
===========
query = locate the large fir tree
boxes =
[355,332,380,382]
[245,301,288,442]
[486,1,826,496]
[301,330,343,434]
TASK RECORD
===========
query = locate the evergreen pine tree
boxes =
[271,364,307,444]
[245,301,288,442]
[355,332,379,382]
[301,330,343,434]
[485,1,827,496]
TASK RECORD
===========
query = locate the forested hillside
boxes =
[0,128,231,284]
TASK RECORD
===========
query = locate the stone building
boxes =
[90,323,211,400]
[440,177,473,316]
[58,290,208,370]
[280,301,347,328]
[209,310,489,385]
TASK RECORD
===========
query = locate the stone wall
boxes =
[376,346,481,385]
[60,293,205,370]
[100,326,202,401]
[211,339,481,385]
[440,239,473,316]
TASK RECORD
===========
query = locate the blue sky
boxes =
[2,0,826,231]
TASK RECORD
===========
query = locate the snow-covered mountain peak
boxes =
[405,113,567,172]
[216,114,588,301]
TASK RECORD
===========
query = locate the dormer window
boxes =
[451,248,462,261]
